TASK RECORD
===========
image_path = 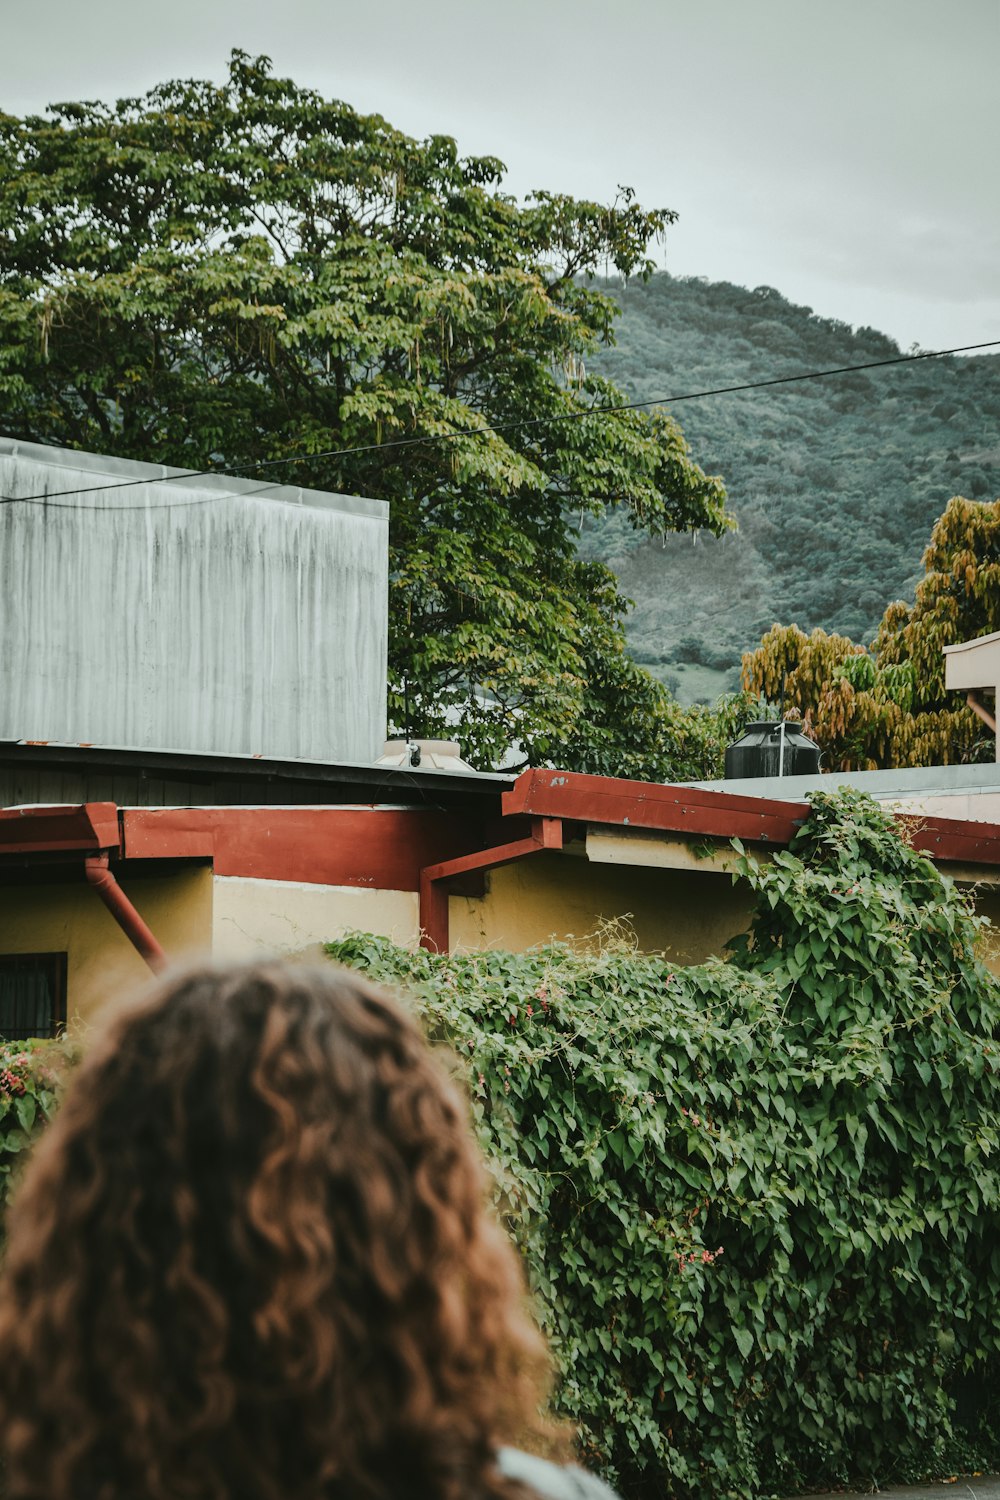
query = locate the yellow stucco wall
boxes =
[0,867,213,1025]
[449,851,753,961]
[211,877,420,962]
[209,861,750,965]
[7,850,999,1035]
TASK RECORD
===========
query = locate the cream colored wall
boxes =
[448,851,752,962]
[0,867,213,1025]
[968,887,1000,976]
[212,877,420,961]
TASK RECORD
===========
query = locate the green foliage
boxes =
[328,790,1000,1498]
[0,1037,75,1215]
[580,273,1000,699]
[0,53,730,777]
[743,497,1000,769]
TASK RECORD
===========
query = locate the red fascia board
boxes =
[122,807,481,891]
[0,802,121,855]
[503,769,808,844]
[503,771,1000,867]
[905,815,1000,866]
[120,809,216,861]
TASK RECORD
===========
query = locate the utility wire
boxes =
[2,338,998,507]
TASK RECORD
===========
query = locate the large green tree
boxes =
[0,52,728,773]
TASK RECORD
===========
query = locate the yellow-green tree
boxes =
[742,496,1000,770]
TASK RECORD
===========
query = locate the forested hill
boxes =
[581,273,1000,704]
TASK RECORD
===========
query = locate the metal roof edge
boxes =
[0,435,388,521]
[943,631,1000,654]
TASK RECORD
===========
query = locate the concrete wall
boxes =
[212,877,420,962]
[0,867,213,1025]
[0,439,388,763]
[449,853,752,961]
[207,862,750,966]
[6,853,1000,1036]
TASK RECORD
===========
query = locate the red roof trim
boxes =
[503,768,1000,867]
[903,816,1000,866]
[0,802,121,855]
[121,807,478,890]
[5,787,1000,878]
[503,769,808,844]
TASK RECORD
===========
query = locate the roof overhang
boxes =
[944,631,1000,692]
[0,802,120,856]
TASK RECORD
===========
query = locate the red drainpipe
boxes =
[84,854,166,972]
[419,817,563,953]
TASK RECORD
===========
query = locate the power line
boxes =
[2,338,998,507]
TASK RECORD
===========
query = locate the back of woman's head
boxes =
[0,961,548,1500]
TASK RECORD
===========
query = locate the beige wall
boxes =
[8,852,998,1035]
[0,867,213,1025]
[209,861,751,966]
[212,877,420,962]
[449,851,752,962]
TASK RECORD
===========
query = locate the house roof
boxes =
[943,630,1000,691]
[0,739,515,813]
[685,760,1000,804]
[943,629,1000,656]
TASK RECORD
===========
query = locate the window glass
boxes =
[0,954,67,1040]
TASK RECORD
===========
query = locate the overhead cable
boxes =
[2,338,998,506]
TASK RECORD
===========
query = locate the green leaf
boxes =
[734,1327,754,1359]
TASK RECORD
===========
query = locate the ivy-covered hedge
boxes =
[327,791,1000,1499]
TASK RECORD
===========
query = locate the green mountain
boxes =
[582,273,1000,704]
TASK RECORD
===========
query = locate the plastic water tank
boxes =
[724,721,821,780]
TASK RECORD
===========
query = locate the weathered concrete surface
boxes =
[0,438,388,763]
[794,1477,1000,1499]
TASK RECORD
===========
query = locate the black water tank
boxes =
[724,721,821,780]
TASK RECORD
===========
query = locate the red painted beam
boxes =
[502,769,1000,868]
[503,769,807,844]
[419,817,563,953]
[0,802,121,856]
[122,807,480,891]
[903,815,1000,866]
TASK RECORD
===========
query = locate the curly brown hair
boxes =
[0,961,553,1500]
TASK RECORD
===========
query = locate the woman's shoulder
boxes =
[496,1447,621,1500]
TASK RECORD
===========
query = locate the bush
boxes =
[0,1037,75,1217]
[327,790,1000,1498]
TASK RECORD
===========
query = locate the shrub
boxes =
[327,790,1000,1498]
[0,1037,75,1218]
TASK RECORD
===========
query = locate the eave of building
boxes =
[5,769,1000,890]
[0,739,515,812]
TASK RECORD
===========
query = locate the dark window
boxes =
[0,954,67,1041]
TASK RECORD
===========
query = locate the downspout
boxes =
[419,817,563,953]
[84,854,166,972]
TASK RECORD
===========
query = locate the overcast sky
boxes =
[3,0,997,353]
